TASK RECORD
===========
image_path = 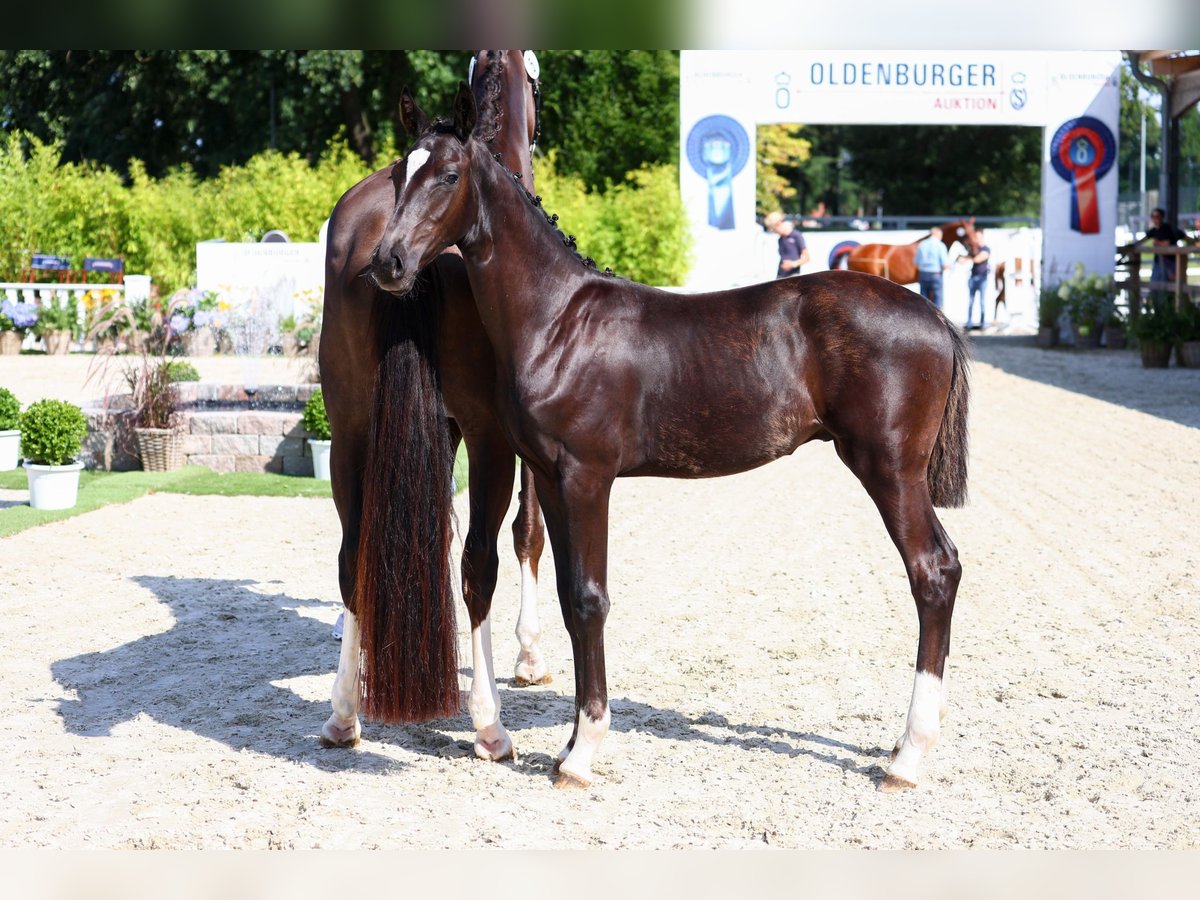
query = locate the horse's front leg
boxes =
[462,430,519,761]
[535,465,614,789]
[512,460,551,686]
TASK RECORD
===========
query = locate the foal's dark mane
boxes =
[481,139,617,278]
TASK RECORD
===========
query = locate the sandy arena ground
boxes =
[0,337,1197,849]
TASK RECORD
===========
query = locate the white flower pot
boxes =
[310,439,332,480]
[24,461,84,510]
[0,430,19,471]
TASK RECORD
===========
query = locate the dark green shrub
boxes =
[1130,298,1180,345]
[19,399,88,465]
[302,388,331,440]
[166,359,201,382]
[0,387,20,431]
[533,152,692,286]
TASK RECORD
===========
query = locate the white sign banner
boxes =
[751,51,1051,126]
[679,50,1122,290]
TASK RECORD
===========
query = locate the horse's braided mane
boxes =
[485,149,617,279]
[473,49,504,145]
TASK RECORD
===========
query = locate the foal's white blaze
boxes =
[405,148,431,183]
[322,610,361,745]
[558,706,611,785]
[469,616,512,760]
[513,559,548,683]
[889,670,943,785]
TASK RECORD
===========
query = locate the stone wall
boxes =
[83,383,320,475]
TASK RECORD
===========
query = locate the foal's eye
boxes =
[443,173,459,185]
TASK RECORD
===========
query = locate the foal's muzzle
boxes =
[369,247,411,295]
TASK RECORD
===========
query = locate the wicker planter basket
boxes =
[1139,340,1172,369]
[1177,340,1200,368]
[135,427,184,472]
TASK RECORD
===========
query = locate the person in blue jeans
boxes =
[914,227,950,308]
[958,228,991,329]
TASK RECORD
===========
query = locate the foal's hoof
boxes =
[878,773,918,793]
[474,733,516,762]
[513,653,553,687]
[513,671,554,687]
[319,716,361,748]
[553,770,591,790]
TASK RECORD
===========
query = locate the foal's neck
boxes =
[461,146,601,331]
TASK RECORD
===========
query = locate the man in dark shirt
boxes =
[1138,207,1193,284]
[958,228,991,329]
[764,211,810,278]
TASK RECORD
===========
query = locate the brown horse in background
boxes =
[318,51,547,764]
[371,83,971,793]
[833,218,976,285]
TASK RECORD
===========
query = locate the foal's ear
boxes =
[452,80,477,142]
[399,87,429,141]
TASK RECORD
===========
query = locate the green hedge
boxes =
[533,150,692,286]
[1,132,693,292]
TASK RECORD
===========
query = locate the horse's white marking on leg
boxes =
[513,560,549,684]
[888,670,942,786]
[940,665,950,722]
[557,706,610,786]
[321,611,361,746]
[469,616,513,760]
[405,148,431,183]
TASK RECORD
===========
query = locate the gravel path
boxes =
[1,337,1197,848]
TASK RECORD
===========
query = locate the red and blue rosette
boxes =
[1050,116,1115,235]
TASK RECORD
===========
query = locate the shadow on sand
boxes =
[51,575,888,785]
[969,334,1200,430]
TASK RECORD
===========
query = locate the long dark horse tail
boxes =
[927,319,971,509]
[354,272,459,722]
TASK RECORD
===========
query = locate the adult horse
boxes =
[832,219,975,285]
[371,84,970,792]
[319,51,548,764]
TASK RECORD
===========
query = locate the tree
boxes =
[755,124,811,215]
[535,51,679,189]
[0,50,475,178]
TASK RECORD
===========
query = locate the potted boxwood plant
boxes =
[20,398,89,509]
[302,387,332,480]
[1130,298,1178,368]
[1059,263,1110,350]
[0,387,21,470]
[1102,305,1127,350]
[1036,287,1065,348]
[1175,300,1200,368]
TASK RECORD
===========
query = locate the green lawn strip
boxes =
[1,443,470,537]
[0,468,201,537]
[163,468,333,498]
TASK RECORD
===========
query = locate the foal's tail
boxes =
[355,276,459,722]
[927,319,971,508]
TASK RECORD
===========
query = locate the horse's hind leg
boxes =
[839,441,960,791]
[462,428,520,761]
[512,460,551,686]
[321,605,362,747]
